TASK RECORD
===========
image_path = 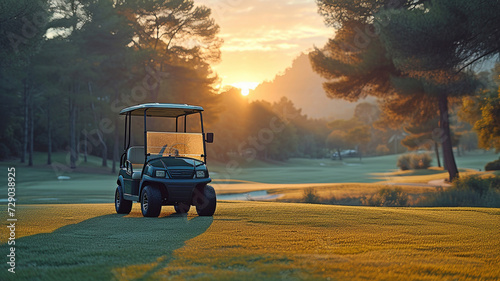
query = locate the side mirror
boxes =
[205,132,214,143]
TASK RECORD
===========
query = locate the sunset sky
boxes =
[196,0,334,92]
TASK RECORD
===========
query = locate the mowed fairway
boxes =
[1,203,499,280]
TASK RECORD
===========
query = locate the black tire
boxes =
[115,186,132,214]
[174,202,191,214]
[141,186,162,217]
[195,185,216,216]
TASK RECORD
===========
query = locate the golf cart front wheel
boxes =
[141,186,162,217]
[195,185,216,216]
[115,186,132,214]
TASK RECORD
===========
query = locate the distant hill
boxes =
[248,53,371,120]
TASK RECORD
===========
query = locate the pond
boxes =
[217,190,283,201]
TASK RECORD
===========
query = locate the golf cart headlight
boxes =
[196,170,206,178]
[155,170,166,178]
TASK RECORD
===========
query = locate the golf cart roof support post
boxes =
[128,112,131,149]
[123,113,128,150]
[200,112,207,163]
[184,114,187,133]
[144,109,148,164]
[175,116,178,132]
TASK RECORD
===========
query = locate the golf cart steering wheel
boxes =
[158,144,169,155]
[168,143,184,157]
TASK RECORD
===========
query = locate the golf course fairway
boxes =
[1,202,499,280]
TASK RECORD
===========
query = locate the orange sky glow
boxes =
[196,0,334,92]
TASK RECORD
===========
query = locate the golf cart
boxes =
[115,103,216,217]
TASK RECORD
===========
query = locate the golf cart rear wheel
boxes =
[115,186,132,214]
[141,186,162,217]
[195,185,216,216]
[174,202,191,214]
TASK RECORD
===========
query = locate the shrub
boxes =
[376,144,390,155]
[326,196,362,206]
[485,157,500,171]
[397,154,411,170]
[454,175,489,196]
[397,153,432,170]
[411,153,432,169]
[362,187,409,207]
[302,188,320,204]
[420,175,500,207]
[489,176,500,190]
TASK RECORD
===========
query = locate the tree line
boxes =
[1,0,498,177]
[208,88,330,163]
[0,0,221,172]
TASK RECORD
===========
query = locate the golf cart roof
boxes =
[119,103,204,118]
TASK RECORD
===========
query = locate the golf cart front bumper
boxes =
[140,175,212,204]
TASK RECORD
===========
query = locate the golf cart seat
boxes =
[127,146,145,180]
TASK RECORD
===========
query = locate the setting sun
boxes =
[231,82,260,96]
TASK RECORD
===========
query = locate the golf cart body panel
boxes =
[139,175,211,204]
[115,103,216,217]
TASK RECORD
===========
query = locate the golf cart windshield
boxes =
[147,132,204,162]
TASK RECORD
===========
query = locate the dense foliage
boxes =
[421,175,500,207]
[208,88,330,162]
[310,0,500,180]
[1,0,498,172]
[396,153,432,171]
[361,187,409,207]
[485,157,500,172]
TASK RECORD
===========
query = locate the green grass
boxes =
[0,150,497,204]
[0,164,116,204]
[210,154,402,184]
[1,202,499,280]
[210,150,498,184]
[0,152,116,204]
[0,151,498,280]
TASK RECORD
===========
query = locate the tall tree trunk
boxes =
[47,106,52,165]
[438,93,459,181]
[337,148,342,161]
[75,84,80,163]
[88,82,107,167]
[28,99,34,166]
[69,97,77,169]
[21,79,28,163]
[112,117,119,174]
[112,88,121,173]
[434,141,441,168]
[84,137,87,163]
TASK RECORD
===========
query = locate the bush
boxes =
[411,153,432,169]
[420,175,500,207]
[397,153,432,170]
[454,175,489,195]
[362,187,409,207]
[376,144,390,155]
[397,154,411,170]
[302,188,320,204]
[485,157,500,171]
[489,176,500,190]
[326,196,362,206]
